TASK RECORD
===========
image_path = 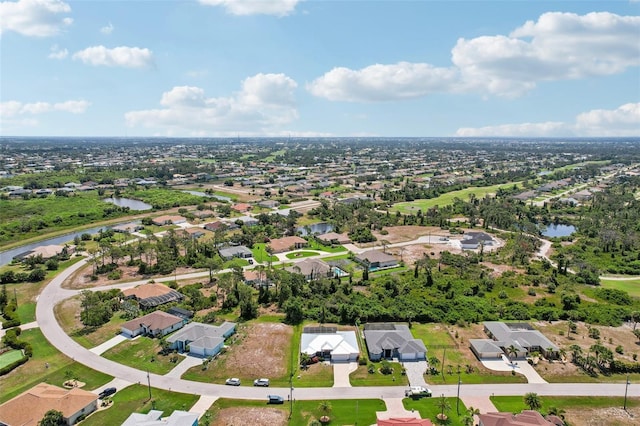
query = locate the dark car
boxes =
[268,395,284,404]
[98,387,117,399]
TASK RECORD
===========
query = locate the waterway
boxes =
[103,197,153,211]
[181,190,231,202]
[0,224,113,266]
[540,224,576,238]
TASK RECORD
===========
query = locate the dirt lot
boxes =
[372,225,446,244]
[211,407,287,426]
[566,406,639,426]
[221,323,293,378]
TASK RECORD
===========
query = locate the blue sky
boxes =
[1,0,639,137]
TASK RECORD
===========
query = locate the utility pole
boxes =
[456,366,461,415]
[624,374,630,412]
[289,373,294,419]
[147,370,152,401]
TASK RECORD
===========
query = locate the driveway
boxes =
[377,398,419,420]
[165,355,203,379]
[480,356,547,384]
[89,334,129,355]
[333,362,358,387]
[403,360,428,387]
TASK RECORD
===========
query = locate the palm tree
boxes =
[436,394,451,422]
[506,344,519,365]
[318,400,332,423]
[547,406,566,420]
[524,392,542,411]
[461,406,480,426]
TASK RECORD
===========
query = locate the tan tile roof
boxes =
[122,283,173,300]
[268,236,307,253]
[0,383,97,426]
[121,310,183,333]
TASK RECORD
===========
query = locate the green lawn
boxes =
[102,337,178,375]
[308,239,348,253]
[82,384,199,426]
[285,251,320,259]
[16,302,36,323]
[0,350,24,369]
[403,397,468,425]
[350,361,409,386]
[491,395,640,415]
[252,243,279,263]
[600,278,640,298]
[391,182,522,213]
[293,399,384,425]
[0,328,112,403]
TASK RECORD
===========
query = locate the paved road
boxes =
[35,258,637,402]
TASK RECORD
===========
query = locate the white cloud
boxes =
[0,0,72,37]
[308,62,458,102]
[199,0,300,16]
[0,99,90,117]
[575,103,640,136]
[100,21,114,35]
[453,12,640,96]
[310,11,640,101]
[125,73,299,136]
[72,45,153,68]
[48,44,67,59]
[456,102,640,137]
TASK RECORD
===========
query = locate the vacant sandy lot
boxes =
[567,406,639,426]
[212,407,287,426]
[222,323,293,378]
[372,225,446,244]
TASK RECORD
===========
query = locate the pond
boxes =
[181,190,231,202]
[103,197,153,211]
[540,224,576,238]
[296,222,334,236]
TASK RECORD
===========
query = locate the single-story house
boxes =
[478,410,564,426]
[461,232,494,250]
[285,258,333,281]
[243,270,269,287]
[121,283,184,308]
[178,228,206,239]
[268,236,308,253]
[112,222,144,233]
[152,215,187,226]
[0,383,98,426]
[316,232,351,245]
[301,326,359,362]
[231,203,252,213]
[469,339,504,359]
[204,221,230,231]
[363,323,427,361]
[218,245,253,260]
[258,200,280,209]
[121,311,186,338]
[192,209,215,219]
[167,321,236,357]
[235,216,259,227]
[473,322,559,359]
[16,244,75,261]
[355,250,398,270]
[122,409,199,426]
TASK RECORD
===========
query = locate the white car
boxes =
[225,378,241,386]
[253,378,270,387]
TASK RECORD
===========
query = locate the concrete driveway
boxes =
[89,334,129,355]
[480,357,547,384]
[403,360,428,387]
[333,362,358,387]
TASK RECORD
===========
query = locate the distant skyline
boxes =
[1,0,639,138]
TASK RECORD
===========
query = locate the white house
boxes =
[167,321,236,357]
[300,326,359,362]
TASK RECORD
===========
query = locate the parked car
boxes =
[253,378,270,387]
[267,395,284,404]
[404,386,432,398]
[248,259,254,264]
[225,378,241,386]
[98,387,117,399]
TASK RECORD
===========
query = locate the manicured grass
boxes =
[252,243,279,263]
[292,399,385,425]
[350,361,409,386]
[321,253,353,262]
[491,395,640,414]
[285,251,320,259]
[411,323,457,347]
[0,350,24,369]
[16,302,36,323]
[403,396,468,425]
[600,278,640,298]
[294,361,335,388]
[391,182,522,213]
[308,239,348,253]
[82,384,199,426]
[102,337,178,375]
[0,328,112,403]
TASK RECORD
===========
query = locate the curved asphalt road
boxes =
[36,259,635,401]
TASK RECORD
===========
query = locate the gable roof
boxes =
[484,322,558,352]
[301,330,359,356]
[121,311,184,333]
[166,321,236,347]
[363,323,426,354]
[0,383,97,426]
